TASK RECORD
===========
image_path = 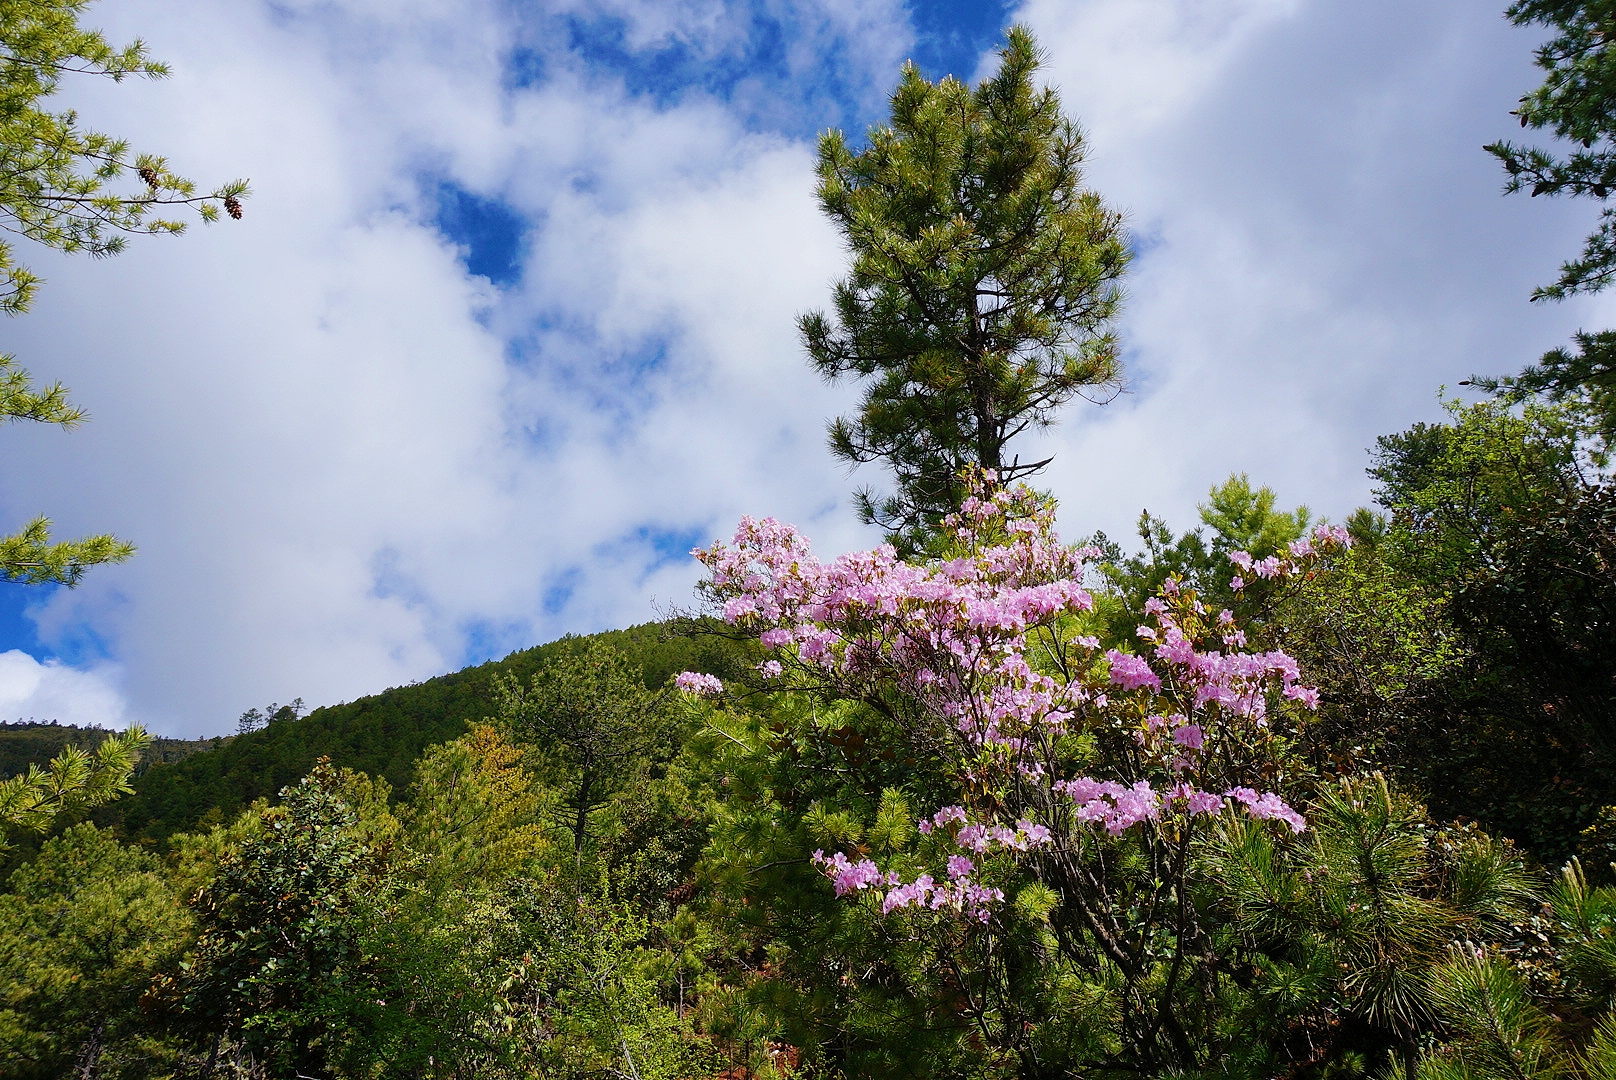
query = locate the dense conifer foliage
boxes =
[801,27,1128,550]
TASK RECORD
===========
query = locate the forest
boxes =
[2,2,1616,1078]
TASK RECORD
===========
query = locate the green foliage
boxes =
[1487,1,1616,301]
[165,762,387,1077]
[507,878,719,1080]
[0,352,79,425]
[1366,399,1614,855]
[0,720,215,781]
[0,514,133,586]
[801,25,1129,548]
[1471,328,1616,443]
[1479,2,1616,446]
[695,694,984,1076]
[495,640,680,852]
[1201,776,1539,1074]
[400,723,551,895]
[0,824,191,1079]
[1097,472,1311,634]
[0,724,147,851]
[1419,946,1563,1080]
[99,621,742,845]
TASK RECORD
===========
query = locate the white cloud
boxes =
[0,0,876,735]
[0,0,1602,736]
[0,651,127,728]
[1014,0,1615,542]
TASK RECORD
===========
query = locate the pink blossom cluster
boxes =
[1051,777,1304,835]
[880,874,1005,922]
[810,849,887,896]
[1226,787,1307,832]
[701,477,1344,923]
[674,671,724,697]
[810,841,1008,923]
[917,806,1054,852]
[1228,524,1355,591]
[694,485,1093,760]
[1112,594,1317,726]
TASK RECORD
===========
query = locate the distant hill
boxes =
[93,621,748,845]
[0,721,223,777]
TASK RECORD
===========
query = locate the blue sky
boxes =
[0,0,1604,735]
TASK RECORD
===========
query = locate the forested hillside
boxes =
[81,622,745,844]
[0,723,219,780]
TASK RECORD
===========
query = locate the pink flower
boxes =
[811,850,886,895]
[883,875,936,913]
[1171,724,1205,750]
[674,671,723,697]
[1284,684,1320,709]
[1105,650,1161,692]
[1018,821,1052,847]
[1242,792,1307,833]
[946,855,974,879]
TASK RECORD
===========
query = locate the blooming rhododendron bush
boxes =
[682,476,1358,1074]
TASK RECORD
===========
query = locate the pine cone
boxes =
[138,165,159,188]
[224,195,243,220]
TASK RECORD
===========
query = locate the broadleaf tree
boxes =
[800,25,1129,550]
[0,0,247,585]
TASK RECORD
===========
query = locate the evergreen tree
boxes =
[800,25,1129,550]
[494,641,678,853]
[1487,0,1616,301]
[0,725,148,851]
[0,824,192,1079]
[1479,2,1616,438]
[0,0,247,586]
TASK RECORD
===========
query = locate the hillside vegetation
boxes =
[79,622,744,845]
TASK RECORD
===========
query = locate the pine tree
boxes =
[1479,2,1616,439]
[0,725,148,850]
[0,0,248,586]
[800,25,1129,550]
[494,641,677,853]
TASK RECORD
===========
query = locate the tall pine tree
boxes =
[800,26,1129,550]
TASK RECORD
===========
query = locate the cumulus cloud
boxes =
[0,651,126,728]
[0,0,881,735]
[1015,0,1616,542]
[0,0,1601,735]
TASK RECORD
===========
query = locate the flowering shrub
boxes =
[683,476,1352,1069]
[673,671,723,697]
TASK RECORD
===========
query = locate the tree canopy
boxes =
[801,25,1129,550]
